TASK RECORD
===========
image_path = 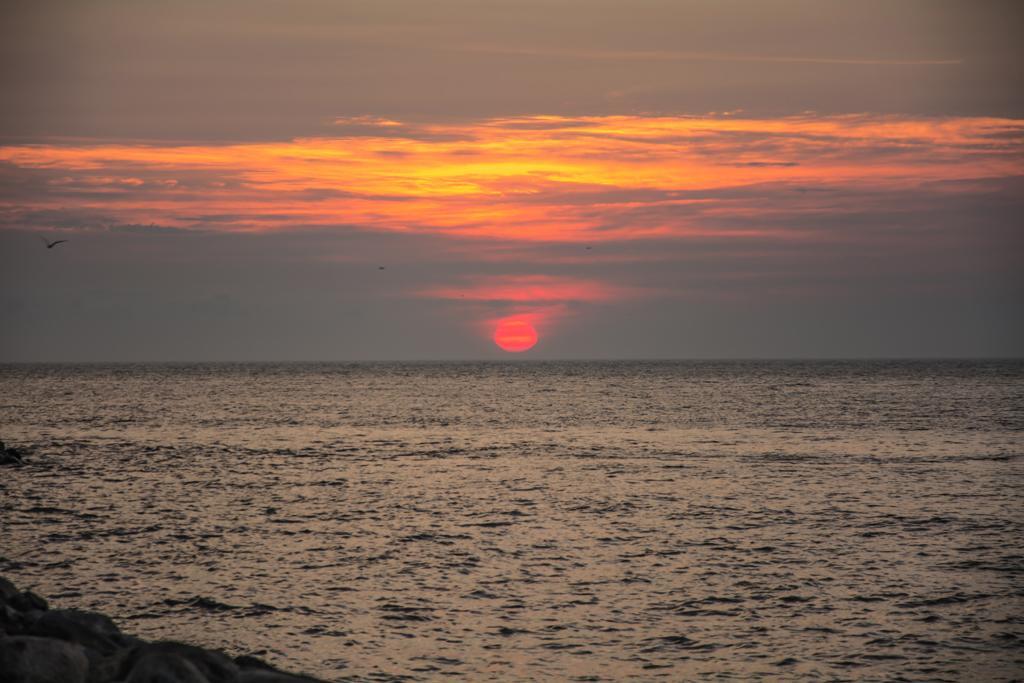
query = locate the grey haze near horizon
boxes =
[1,0,1023,361]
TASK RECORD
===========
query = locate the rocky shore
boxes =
[0,577,326,683]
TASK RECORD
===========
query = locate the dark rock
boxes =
[25,607,136,683]
[19,610,47,628]
[84,648,130,683]
[124,651,210,683]
[235,655,327,682]
[10,592,48,613]
[122,642,239,683]
[1,605,40,637]
[1,578,320,683]
[28,609,121,655]
[0,635,90,683]
[0,577,19,603]
[235,654,276,671]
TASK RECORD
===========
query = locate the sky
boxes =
[1,0,1022,360]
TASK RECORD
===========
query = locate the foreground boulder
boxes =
[120,642,239,683]
[0,577,328,683]
[123,650,213,683]
[29,609,130,655]
[0,635,90,683]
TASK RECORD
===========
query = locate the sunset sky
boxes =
[1,0,1022,360]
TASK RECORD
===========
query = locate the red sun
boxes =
[494,319,538,352]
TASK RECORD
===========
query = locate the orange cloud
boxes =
[2,114,1021,244]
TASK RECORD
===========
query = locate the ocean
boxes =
[1,360,1022,680]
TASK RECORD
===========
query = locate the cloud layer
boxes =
[1,113,1022,358]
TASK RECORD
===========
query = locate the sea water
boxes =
[1,361,1022,680]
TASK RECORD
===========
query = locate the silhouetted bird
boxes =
[378,266,386,270]
[40,237,68,249]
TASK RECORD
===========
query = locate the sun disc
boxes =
[494,319,538,352]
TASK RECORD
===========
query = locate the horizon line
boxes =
[1,356,1021,365]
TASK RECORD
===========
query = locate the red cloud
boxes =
[419,275,640,303]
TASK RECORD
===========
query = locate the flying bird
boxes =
[40,237,69,249]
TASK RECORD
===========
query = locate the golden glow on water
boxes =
[2,362,1022,680]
